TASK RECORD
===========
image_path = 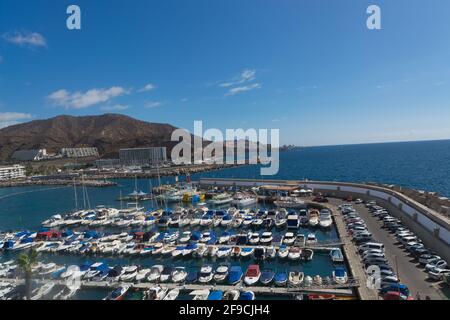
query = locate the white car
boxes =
[428,268,450,281]
[425,260,447,272]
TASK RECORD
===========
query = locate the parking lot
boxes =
[329,198,449,300]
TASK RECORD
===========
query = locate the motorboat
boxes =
[232,194,258,207]
[259,269,275,285]
[304,276,313,287]
[103,285,129,300]
[265,246,276,259]
[218,232,231,244]
[259,232,273,244]
[207,290,223,300]
[240,247,254,258]
[179,231,192,243]
[288,246,302,260]
[282,232,296,245]
[186,269,199,283]
[120,265,138,282]
[159,266,174,282]
[216,247,232,258]
[144,286,168,300]
[213,265,229,283]
[223,289,240,300]
[239,291,255,300]
[221,214,233,227]
[308,210,320,227]
[163,288,180,300]
[228,266,244,285]
[306,233,317,245]
[301,249,314,261]
[278,245,289,259]
[332,268,348,285]
[248,232,260,244]
[274,271,288,286]
[313,275,323,285]
[287,214,299,229]
[244,265,261,285]
[288,271,304,286]
[253,247,266,260]
[171,267,188,283]
[208,193,233,206]
[190,289,210,300]
[330,248,344,263]
[198,265,214,283]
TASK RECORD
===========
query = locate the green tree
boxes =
[17,249,39,300]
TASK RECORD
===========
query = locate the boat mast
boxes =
[73,177,78,209]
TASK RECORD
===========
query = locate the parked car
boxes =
[419,254,441,265]
[428,268,450,281]
[425,260,447,272]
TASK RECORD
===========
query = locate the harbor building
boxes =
[60,147,99,158]
[95,158,121,169]
[11,149,47,162]
[0,165,26,180]
[119,147,167,166]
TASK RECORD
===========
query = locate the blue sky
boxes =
[1,0,450,146]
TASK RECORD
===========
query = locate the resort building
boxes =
[11,149,47,162]
[0,165,26,180]
[119,147,167,166]
[60,147,99,158]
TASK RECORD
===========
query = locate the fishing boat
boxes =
[330,248,344,263]
[198,265,214,283]
[288,246,301,260]
[240,247,254,258]
[239,291,255,300]
[84,262,109,280]
[103,285,130,300]
[200,213,214,227]
[274,272,288,286]
[220,214,233,227]
[231,218,243,228]
[120,266,138,282]
[163,288,180,300]
[306,233,317,245]
[190,289,210,300]
[288,271,304,286]
[242,215,254,227]
[287,214,299,229]
[319,209,333,228]
[259,269,275,285]
[223,289,240,300]
[308,210,320,227]
[172,246,185,258]
[182,243,198,257]
[213,265,229,283]
[301,249,314,261]
[208,246,219,258]
[244,265,261,285]
[228,266,244,285]
[278,245,289,259]
[252,217,264,228]
[332,268,348,285]
[274,197,306,209]
[171,267,188,283]
[295,233,306,246]
[151,243,164,255]
[161,245,175,256]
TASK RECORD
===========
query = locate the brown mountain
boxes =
[0,114,186,162]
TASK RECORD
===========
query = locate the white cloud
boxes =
[139,83,156,92]
[226,83,261,96]
[220,69,256,87]
[145,101,164,108]
[0,112,33,128]
[2,31,47,48]
[100,104,130,111]
[48,86,129,109]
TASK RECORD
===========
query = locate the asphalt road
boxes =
[329,198,448,300]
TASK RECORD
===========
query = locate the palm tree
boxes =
[17,248,39,300]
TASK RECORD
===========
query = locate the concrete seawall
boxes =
[198,178,450,263]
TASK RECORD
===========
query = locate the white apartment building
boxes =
[0,165,26,180]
